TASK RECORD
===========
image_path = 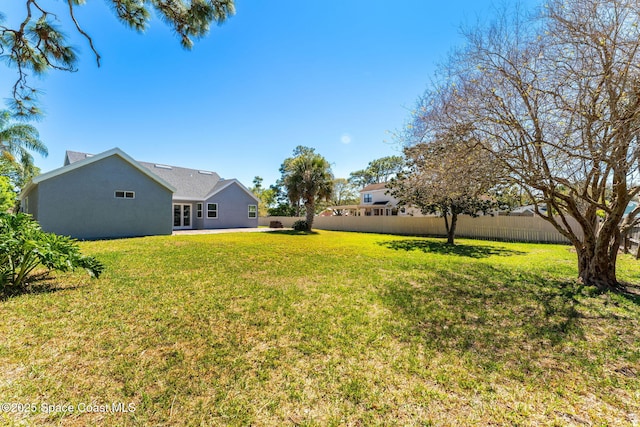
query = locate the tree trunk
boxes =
[443,212,458,245]
[575,220,621,291]
[539,198,626,292]
[576,246,619,291]
[305,201,315,231]
[447,213,458,245]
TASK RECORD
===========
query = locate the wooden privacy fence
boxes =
[623,225,640,258]
[259,215,584,244]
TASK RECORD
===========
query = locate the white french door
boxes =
[173,204,192,229]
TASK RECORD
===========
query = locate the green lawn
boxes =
[1,230,639,426]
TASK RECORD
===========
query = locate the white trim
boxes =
[196,202,203,218]
[115,190,135,199]
[248,204,257,219]
[207,203,218,219]
[173,203,192,229]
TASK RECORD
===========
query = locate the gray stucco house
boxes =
[20,148,259,239]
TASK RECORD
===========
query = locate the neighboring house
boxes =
[359,183,399,216]
[508,204,548,217]
[20,148,259,239]
[326,183,423,216]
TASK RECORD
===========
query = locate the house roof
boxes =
[64,149,258,202]
[23,148,176,197]
[137,161,222,200]
[360,183,387,192]
[64,150,92,165]
[510,204,547,214]
[203,178,259,201]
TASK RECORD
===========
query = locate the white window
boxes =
[115,191,135,199]
[196,203,203,218]
[363,193,372,203]
[207,203,218,218]
[248,205,257,218]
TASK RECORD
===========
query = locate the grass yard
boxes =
[1,230,639,426]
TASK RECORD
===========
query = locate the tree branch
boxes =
[66,0,101,67]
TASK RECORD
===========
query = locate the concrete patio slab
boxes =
[172,227,291,235]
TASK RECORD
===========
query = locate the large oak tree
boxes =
[414,0,640,290]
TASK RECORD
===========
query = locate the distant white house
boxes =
[327,183,424,216]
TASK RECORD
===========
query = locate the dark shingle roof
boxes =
[137,161,221,200]
[64,150,92,165]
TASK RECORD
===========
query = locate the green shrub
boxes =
[0,212,103,291]
[292,220,309,231]
[267,203,297,216]
[0,176,15,213]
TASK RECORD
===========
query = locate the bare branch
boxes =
[66,0,100,67]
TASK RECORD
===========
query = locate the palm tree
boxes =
[0,110,47,189]
[283,152,333,231]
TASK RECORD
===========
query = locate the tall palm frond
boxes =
[0,110,46,191]
[0,111,47,158]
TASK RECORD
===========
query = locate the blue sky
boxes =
[1,1,539,187]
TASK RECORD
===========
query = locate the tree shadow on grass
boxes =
[381,261,640,392]
[0,273,82,301]
[381,264,594,367]
[269,230,320,236]
[378,239,526,258]
[618,283,640,305]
